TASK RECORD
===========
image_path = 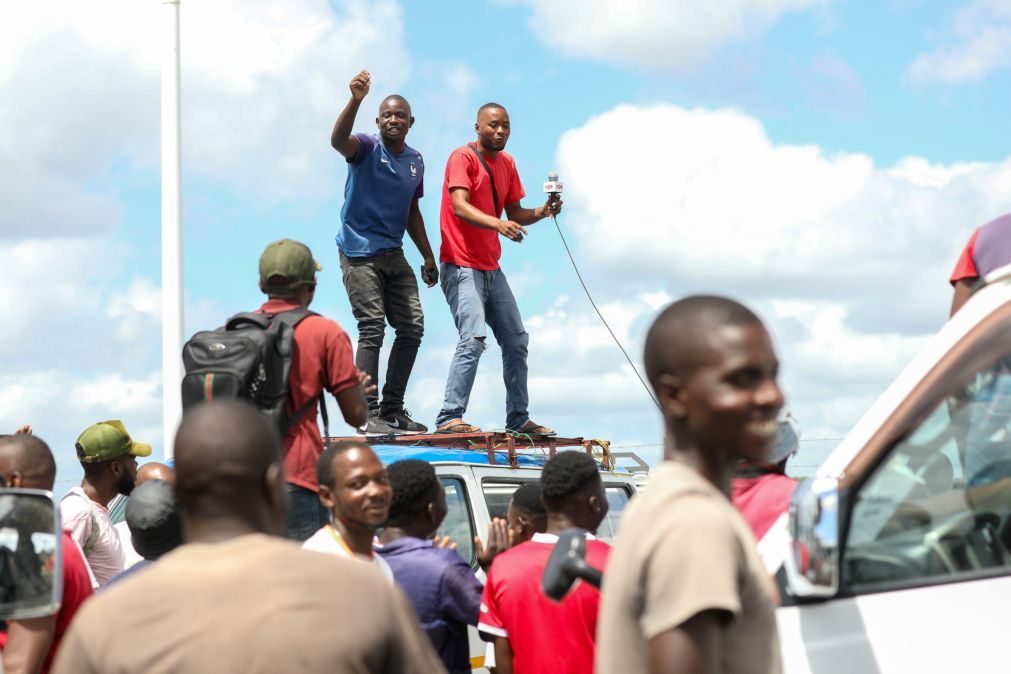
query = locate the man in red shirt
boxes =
[478,451,610,674]
[434,103,561,435]
[257,239,370,541]
[0,433,94,674]
[731,417,799,541]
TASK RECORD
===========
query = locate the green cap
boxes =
[76,420,153,464]
[259,239,322,291]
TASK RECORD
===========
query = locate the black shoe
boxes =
[358,413,394,436]
[383,409,428,434]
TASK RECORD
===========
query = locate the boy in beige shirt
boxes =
[597,296,784,674]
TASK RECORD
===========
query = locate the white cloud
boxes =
[0,0,412,239]
[512,0,821,71]
[508,102,1011,462]
[908,1,1011,84]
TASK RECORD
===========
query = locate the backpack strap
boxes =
[267,308,330,440]
[468,143,500,215]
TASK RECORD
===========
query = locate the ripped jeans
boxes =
[436,263,530,430]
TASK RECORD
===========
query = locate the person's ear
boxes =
[318,484,337,511]
[656,372,687,420]
[9,472,23,489]
[408,115,415,129]
[474,121,479,134]
[109,459,123,478]
[376,115,381,128]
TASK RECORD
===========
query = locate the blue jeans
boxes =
[282,485,330,542]
[436,263,530,430]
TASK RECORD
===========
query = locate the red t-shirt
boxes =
[259,300,360,491]
[950,228,981,285]
[44,532,94,672]
[439,144,525,271]
[731,473,797,541]
[479,533,609,674]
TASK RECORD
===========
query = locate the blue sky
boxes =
[5,0,1011,491]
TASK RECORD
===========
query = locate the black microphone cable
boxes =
[548,208,661,410]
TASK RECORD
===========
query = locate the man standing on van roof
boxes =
[62,419,150,586]
[597,296,784,674]
[434,102,561,436]
[257,239,370,541]
[331,69,436,436]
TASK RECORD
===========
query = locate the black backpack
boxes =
[181,308,329,437]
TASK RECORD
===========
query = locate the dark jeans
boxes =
[339,248,425,415]
[282,485,330,542]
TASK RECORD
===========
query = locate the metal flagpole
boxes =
[161,0,183,459]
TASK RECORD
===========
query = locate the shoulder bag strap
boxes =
[468,143,500,215]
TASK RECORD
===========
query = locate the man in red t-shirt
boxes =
[435,103,562,435]
[256,239,370,541]
[731,417,799,541]
[0,433,94,674]
[479,451,610,674]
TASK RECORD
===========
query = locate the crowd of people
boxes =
[0,293,794,674]
[5,66,1006,673]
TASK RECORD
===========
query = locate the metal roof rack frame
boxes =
[326,431,616,470]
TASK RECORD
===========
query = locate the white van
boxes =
[777,268,1011,672]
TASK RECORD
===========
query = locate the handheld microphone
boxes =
[543,172,563,205]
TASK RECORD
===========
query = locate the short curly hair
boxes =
[510,483,546,518]
[386,459,440,525]
[541,451,600,510]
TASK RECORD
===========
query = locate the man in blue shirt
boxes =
[331,70,437,434]
[378,459,507,674]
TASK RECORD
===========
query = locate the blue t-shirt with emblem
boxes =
[337,132,424,257]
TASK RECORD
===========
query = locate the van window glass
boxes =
[846,358,1011,589]
[482,481,529,520]
[481,479,633,544]
[596,486,632,543]
[437,477,475,565]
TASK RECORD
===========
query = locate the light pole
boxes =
[161,0,183,459]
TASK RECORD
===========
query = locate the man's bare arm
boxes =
[951,279,974,317]
[405,199,437,287]
[3,616,56,674]
[330,70,370,158]
[493,637,514,674]
[503,197,562,226]
[450,188,527,243]
[648,611,724,674]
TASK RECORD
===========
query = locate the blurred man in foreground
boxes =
[597,296,784,674]
[0,434,94,674]
[52,401,444,674]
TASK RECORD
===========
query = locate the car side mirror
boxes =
[541,528,603,601]
[784,477,840,599]
[0,489,62,620]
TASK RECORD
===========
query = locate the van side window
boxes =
[597,486,632,543]
[482,479,633,544]
[481,480,533,520]
[845,357,1011,590]
[437,477,475,566]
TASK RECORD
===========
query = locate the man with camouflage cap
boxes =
[257,238,370,541]
[62,419,151,585]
